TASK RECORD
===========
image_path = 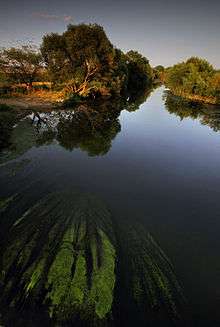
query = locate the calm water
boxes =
[1,87,220,326]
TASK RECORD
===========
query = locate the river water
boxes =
[1,87,220,326]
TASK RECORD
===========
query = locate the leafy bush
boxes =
[165,57,220,103]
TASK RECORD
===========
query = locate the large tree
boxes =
[41,24,128,97]
[0,46,44,89]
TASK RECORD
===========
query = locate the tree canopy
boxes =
[126,50,153,93]
[0,24,155,100]
[41,24,130,97]
[41,24,153,98]
[165,57,220,104]
[0,46,44,88]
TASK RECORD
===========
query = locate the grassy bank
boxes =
[168,90,219,105]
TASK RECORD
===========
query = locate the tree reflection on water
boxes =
[164,90,220,132]
[0,85,154,162]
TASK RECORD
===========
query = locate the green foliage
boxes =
[25,259,45,294]
[165,57,220,103]
[0,192,116,325]
[41,24,153,98]
[0,190,187,326]
[154,65,165,72]
[126,50,153,93]
[0,45,44,87]
[119,224,185,323]
[0,24,154,99]
[88,230,116,319]
[70,252,87,304]
[46,223,84,319]
[0,195,14,212]
[41,24,124,97]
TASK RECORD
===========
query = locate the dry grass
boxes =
[23,89,63,102]
[173,91,219,105]
[0,90,64,111]
[0,81,66,111]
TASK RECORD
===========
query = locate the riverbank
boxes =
[0,90,64,111]
[167,90,219,105]
[0,91,64,151]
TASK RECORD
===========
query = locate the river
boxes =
[0,87,220,326]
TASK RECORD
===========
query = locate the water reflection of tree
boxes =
[56,85,155,155]
[0,110,17,151]
[0,191,189,327]
[164,91,220,132]
[0,119,39,164]
[57,103,121,156]
[1,85,155,162]
[125,84,155,112]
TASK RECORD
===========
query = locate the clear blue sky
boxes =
[0,0,219,68]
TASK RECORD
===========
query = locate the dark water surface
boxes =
[1,87,220,326]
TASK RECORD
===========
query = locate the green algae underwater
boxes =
[0,191,189,327]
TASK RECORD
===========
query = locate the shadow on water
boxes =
[0,190,190,327]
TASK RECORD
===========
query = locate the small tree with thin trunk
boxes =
[0,45,44,90]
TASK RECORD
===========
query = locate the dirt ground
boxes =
[0,91,63,111]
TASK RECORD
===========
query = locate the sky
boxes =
[0,0,219,68]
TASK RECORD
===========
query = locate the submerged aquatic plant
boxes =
[0,191,187,326]
[118,225,185,323]
[0,195,14,212]
[0,192,116,325]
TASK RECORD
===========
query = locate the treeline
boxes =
[0,24,155,100]
[1,24,219,105]
[164,57,220,104]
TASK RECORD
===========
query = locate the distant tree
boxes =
[0,46,44,89]
[185,57,214,74]
[153,65,165,83]
[154,65,165,72]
